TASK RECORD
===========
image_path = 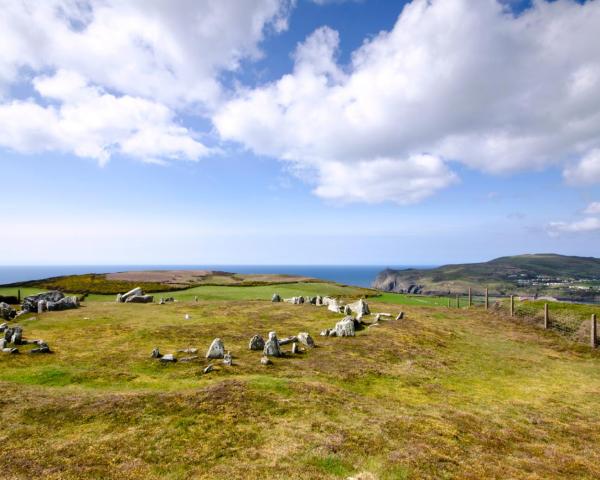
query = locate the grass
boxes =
[1,285,600,479]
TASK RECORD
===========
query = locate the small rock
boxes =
[203,364,214,374]
[271,293,281,302]
[291,342,300,354]
[178,347,198,354]
[159,298,165,305]
[279,336,298,346]
[374,314,381,323]
[298,332,315,348]
[334,316,355,337]
[0,323,7,332]
[396,312,404,320]
[160,354,177,363]
[223,352,233,366]
[249,334,265,351]
[260,356,271,365]
[184,313,190,320]
[0,303,15,320]
[11,326,23,345]
[2,347,18,354]
[151,347,163,358]
[30,343,51,354]
[206,338,225,359]
[179,356,199,362]
[116,293,123,303]
[263,331,281,357]
[320,329,330,337]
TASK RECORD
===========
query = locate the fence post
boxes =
[591,314,597,348]
[544,303,548,329]
[485,288,489,310]
[510,295,514,317]
[468,287,472,307]
[456,294,460,308]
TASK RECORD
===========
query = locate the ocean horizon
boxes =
[0,265,435,288]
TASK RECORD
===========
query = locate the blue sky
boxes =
[1,0,599,265]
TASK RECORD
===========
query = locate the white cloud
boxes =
[0,70,210,165]
[214,0,600,203]
[584,202,600,215]
[564,149,600,185]
[0,0,292,165]
[547,217,600,236]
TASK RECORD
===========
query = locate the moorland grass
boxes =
[1,289,600,479]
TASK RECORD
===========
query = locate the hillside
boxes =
[373,254,600,301]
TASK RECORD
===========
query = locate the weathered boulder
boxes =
[22,291,64,312]
[298,332,315,348]
[47,296,79,311]
[263,331,281,357]
[125,295,153,303]
[160,354,177,363]
[271,293,281,302]
[334,316,355,337]
[116,294,123,303]
[0,302,15,320]
[120,287,143,302]
[348,299,370,318]
[206,338,225,359]
[4,327,14,342]
[249,334,265,351]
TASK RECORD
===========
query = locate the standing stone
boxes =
[116,293,123,303]
[223,352,233,366]
[334,316,356,337]
[272,293,281,302]
[203,364,214,374]
[316,296,323,306]
[327,300,340,313]
[348,298,370,318]
[263,331,281,357]
[297,332,315,348]
[0,323,6,332]
[0,338,6,349]
[37,300,46,314]
[344,305,352,315]
[309,296,317,305]
[291,342,299,354]
[206,338,225,359]
[298,296,305,304]
[11,327,23,345]
[151,347,162,358]
[249,335,265,351]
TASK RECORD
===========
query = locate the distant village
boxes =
[509,273,599,292]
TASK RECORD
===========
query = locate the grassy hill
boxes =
[2,288,600,478]
[373,254,600,300]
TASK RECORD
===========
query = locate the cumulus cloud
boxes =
[547,217,600,236]
[0,0,292,165]
[564,149,600,185]
[214,0,600,203]
[0,70,210,165]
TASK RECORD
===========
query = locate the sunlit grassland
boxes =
[1,288,600,479]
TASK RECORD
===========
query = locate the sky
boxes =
[0,0,599,266]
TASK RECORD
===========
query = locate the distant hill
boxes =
[372,254,600,301]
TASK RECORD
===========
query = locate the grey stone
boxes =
[0,339,6,349]
[279,336,298,346]
[178,348,198,354]
[223,352,233,366]
[116,293,123,303]
[334,316,355,337]
[30,343,51,354]
[11,326,23,345]
[47,296,79,311]
[249,334,265,351]
[2,347,18,354]
[0,323,7,332]
[327,300,341,313]
[348,299,370,318]
[206,338,225,359]
[344,305,352,315]
[38,300,46,313]
[291,342,299,354]
[120,287,143,303]
[203,364,214,374]
[22,291,64,312]
[159,298,165,305]
[159,354,176,363]
[179,356,199,362]
[396,312,404,320]
[125,295,153,304]
[271,293,281,302]
[260,356,271,365]
[297,332,315,348]
[320,329,330,337]
[0,302,15,320]
[151,347,162,358]
[309,296,317,305]
[263,331,281,357]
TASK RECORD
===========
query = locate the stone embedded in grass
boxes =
[291,342,300,354]
[184,313,190,320]
[178,347,198,354]
[206,338,225,359]
[333,316,355,337]
[126,295,154,304]
[2,347,18,354]
[179,356,199,362]
[160,354,176,363]
[279,336,298,346]
[223,352,232,366]
[271,293,281,302]
[119,287,143,303]
[30,343,51,354]
[348,298,370,319]
[316,296,323,306]
[260,356,271,365]
[22,291,63,313]
[327,299,341,313]
[203,364,214,374]
[297,332,315,348]
[263,331,281,357]
[320,329,330,337]
[11,326,23,345]
[396,312,404,320]
[150,347,162,358]
[249,335,265,351]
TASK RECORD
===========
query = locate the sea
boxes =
[0,265,432,288]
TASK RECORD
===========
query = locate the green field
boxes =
[1,283,600,479]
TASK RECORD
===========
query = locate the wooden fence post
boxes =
[591,314,597,348]
[456,294,460,308]
[510,295,514,317]
[468,287,472,307]
[544,303,548,329]
[485,288,489,310]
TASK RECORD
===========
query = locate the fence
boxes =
[444,288,599,348]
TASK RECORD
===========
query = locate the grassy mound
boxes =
[1,288,600,479]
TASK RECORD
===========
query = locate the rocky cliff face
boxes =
[372,269,423,293]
